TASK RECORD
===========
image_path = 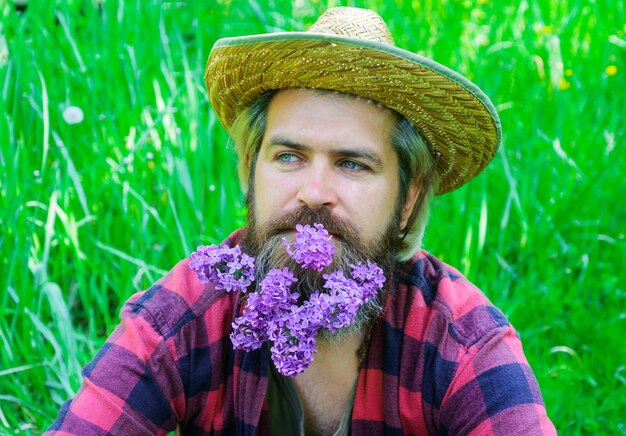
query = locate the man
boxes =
[48,7,556,435]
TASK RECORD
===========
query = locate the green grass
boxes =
[1,0,625,433]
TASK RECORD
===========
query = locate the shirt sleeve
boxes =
[45,296,183,435]
[438,324,556,435]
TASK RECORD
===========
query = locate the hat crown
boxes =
[307,7,396,46]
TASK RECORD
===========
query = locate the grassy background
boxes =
[1,0,624,433]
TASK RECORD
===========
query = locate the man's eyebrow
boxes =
[266,136,309,151]
[334,148,384,169]
[266,136,384,169]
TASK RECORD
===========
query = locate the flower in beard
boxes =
[304,292,336,327]
[191,223,388,377]
[282,223,334,271]
[270,303,320,377]
[230,315,266,351]
[189,244,255,292]
[321,271,364,331]
[350,260,386,301]
[257,267,299,315]
[230,267,297,350]
[320,262,385,332]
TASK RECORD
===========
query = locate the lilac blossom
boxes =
[189,244,255,292]
[189,223,387,377]
[230,316,266,351]
[256,268,299,315]
[302,292,335,328]
[230,267,298,349]
[350,260,386,301]
[271,334,317,377]
[283,223,334,271]
[322,271,364,331]
[270,304,320,376]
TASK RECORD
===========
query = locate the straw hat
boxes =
[205,7,501,194]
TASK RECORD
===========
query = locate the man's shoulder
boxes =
[394,251,511,349]
[121,229,246,339]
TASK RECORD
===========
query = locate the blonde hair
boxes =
[228,89,439,260]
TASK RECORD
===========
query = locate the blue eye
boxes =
[341,160,366,171]
[277,153,300,163]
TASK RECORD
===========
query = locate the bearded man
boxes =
[48,7,556,435]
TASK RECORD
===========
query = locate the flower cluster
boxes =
[189,223,385,377]
[283,223,334,271]
[189,244,255,293]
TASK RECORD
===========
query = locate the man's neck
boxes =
[290,329,367,435]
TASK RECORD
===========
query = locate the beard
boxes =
[242,194,403,343]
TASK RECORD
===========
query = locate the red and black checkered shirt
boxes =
[47,229,556,434]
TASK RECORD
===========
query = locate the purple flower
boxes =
[283,223,334,271]
[190,225,387,377]
[230,315,267,351]
[320,271,359,331]
[270,304,320,377]
[271,334,317,377]
[302,292,335,328]
[258,268,299,311]
[189,244,255,292]
[350,261,386,301]
[230,268,300,354]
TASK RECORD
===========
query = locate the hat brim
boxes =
[205,32,501,194]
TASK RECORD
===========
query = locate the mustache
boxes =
[245,206,363,251]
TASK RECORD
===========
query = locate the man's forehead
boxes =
[262,88,398,159]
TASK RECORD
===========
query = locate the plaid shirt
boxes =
[48,229,555,435]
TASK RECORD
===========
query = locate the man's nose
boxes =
[296,165,338,210]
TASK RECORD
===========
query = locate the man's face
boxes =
[250,88,411,250]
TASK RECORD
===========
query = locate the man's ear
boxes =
[245,152,253,173]
[400,180,421,231]
[240,151,255,192]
